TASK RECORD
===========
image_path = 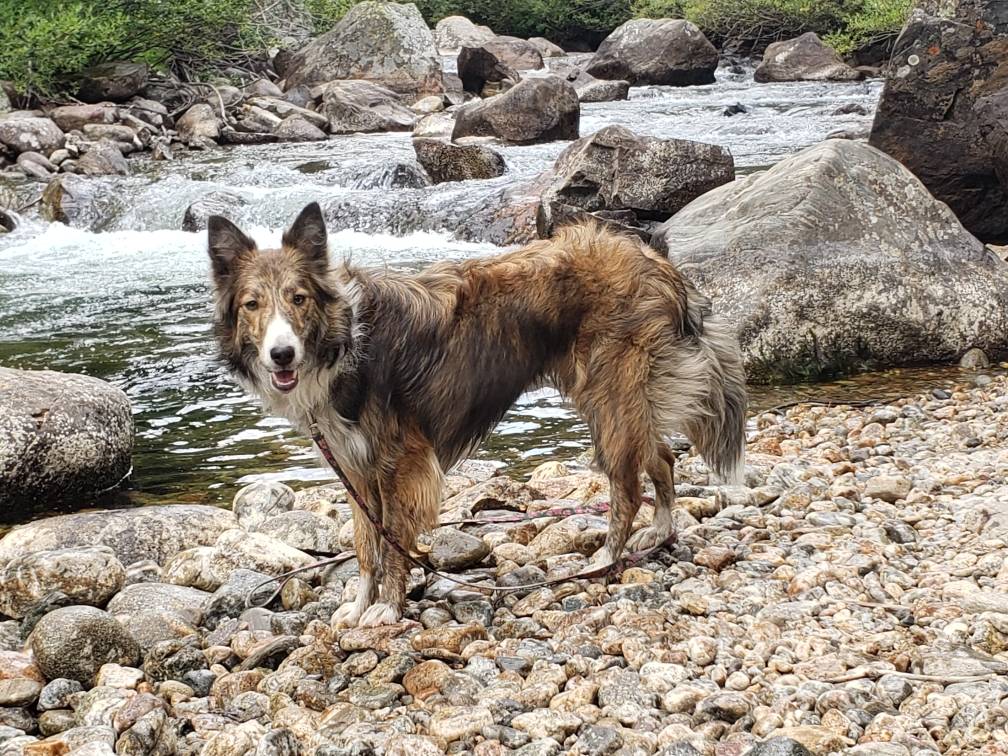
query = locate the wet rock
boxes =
[586,19,717,86]
[285,1,443,97]
[275,116,327,142]
[0,116,65,156]
[540,125,733,233]
[563,69,629,103]
[175,103,220,147]
[435,15,495,52]
[529,37,565,58]
[869,3,1008,242]
[452,76,579,144]
[78,62,147,103]
[0,546,124,618]
[181,190,247,233]
[29,606,139,684]
[754,33,861,82]
[457,45,520,96]
[319,80,416,134]
[651,139,1008,382]
[77,139,129,176]
[0,368,132,514]
[38,173,121,229]
[413,138,505,183]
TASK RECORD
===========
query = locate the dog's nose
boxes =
[270,346,295,367]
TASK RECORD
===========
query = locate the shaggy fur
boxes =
[208,203,747,627]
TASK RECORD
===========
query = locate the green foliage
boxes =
[304,0,359,32]
[825,0,912,54]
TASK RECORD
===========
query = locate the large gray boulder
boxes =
[319,80,416,134]
[477,36,544,71]
[452,76,579,144]
[0,504,238,565]
[650,140,1008,382]
[869,4,1008,243]
[77,62,148,103]
[0,115,65,156]
[542,125,734,232]
[0,368,132,514]
[284,1,443,97]
[435,15,495,52]
[586,19,717,86]
[754,32,861,82]
[563,68,630,103]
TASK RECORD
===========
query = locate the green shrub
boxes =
[304,0,359,31]
[825,0,911,54]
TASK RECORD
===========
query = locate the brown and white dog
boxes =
[207,202,747,627]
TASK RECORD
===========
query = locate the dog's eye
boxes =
[244,300,259,311]
[292,294,306,306]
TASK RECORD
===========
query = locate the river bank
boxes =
[1,373,1006,754]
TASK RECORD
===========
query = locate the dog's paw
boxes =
[627,525,673,553]
[358,602,401,627]
[332,601,363,628]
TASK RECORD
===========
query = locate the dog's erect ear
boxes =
[207,215,256,282]
[282,202,328,264]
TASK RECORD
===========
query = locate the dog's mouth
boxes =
[271,370,299,393]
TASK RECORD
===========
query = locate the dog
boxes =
[207,202,747,627]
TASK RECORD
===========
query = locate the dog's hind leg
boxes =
[359,440,442,627]
[334,481,382,628]
[629,443,678,551]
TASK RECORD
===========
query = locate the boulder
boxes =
[275,116,326,143]
[246,96,329,130]
[0,368,132,514]
[48,104,117,133]
[106,582,210,623]
[256,510,343,553]
[541,125,734,232]
[0,505,238,565]
[478,36,544,71]
[869,5,1008,243]
[182,190,247,233]
[40,173,120,229]
[0,547,125,619]
[284,1,443,97]
[457,45,520,96]
[565,69,630,103]
[529,37,566,58]
[650,140,1008,382]
[77,62,148,103]
[77,139,129,176]
[586,19,717,86]
[435,16,495,51]
[30,606,139,684]
[319,80,416,134]
[413,138,505,183]
[175,103,220,147]
[452,76,579,144]
[0,115,65,156]
[754,32,861,83]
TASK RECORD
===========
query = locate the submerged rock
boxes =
[651,139,1008,381]
[586,19,717,86]
[0,368,132,516]
[452,76,579,144]
[284,1,443,97]
[754,32,861,82]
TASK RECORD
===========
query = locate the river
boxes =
[3,58,972,520]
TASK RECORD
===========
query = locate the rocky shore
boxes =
[1,373,1007,755]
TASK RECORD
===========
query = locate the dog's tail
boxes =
[650,279,748,485]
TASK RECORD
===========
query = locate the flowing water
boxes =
[3,58,961,523]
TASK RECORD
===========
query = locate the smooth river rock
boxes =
[0,368,132,515]
[412,138,505,183]
[0,546,125,619]
[586,18,718,86]
[29,606,140,684]
[651,139,1008,382]
[0,504,238,565]
[754,32,861,83]
[452,76,579,144]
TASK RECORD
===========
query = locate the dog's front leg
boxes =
[358,444,441,627]
[333,497,381,627]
